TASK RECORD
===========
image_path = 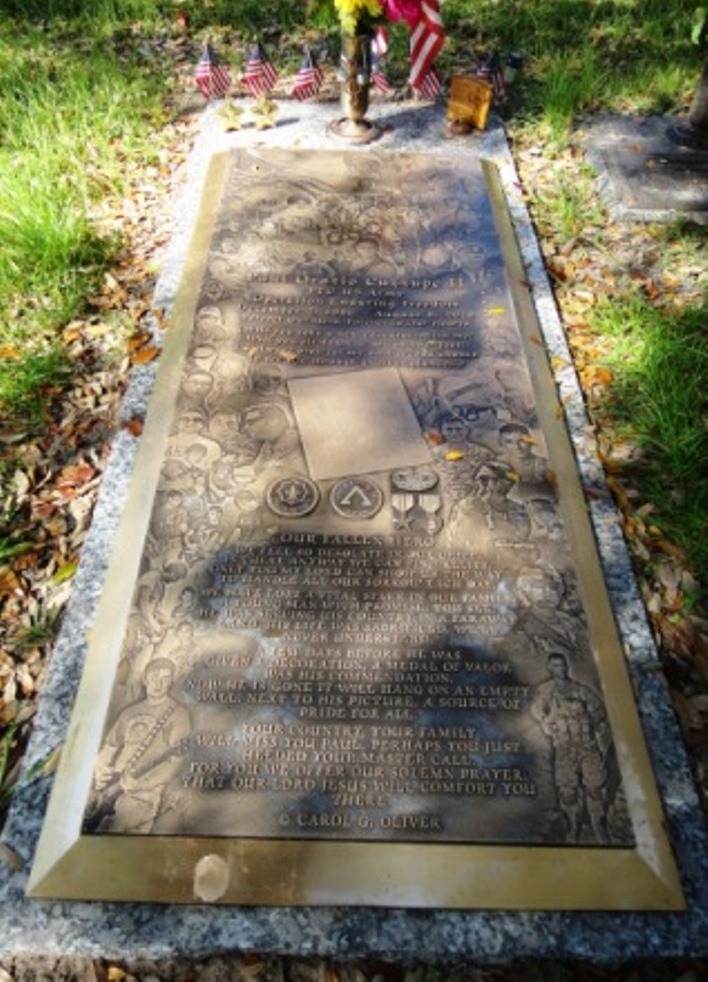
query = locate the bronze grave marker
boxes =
[29,149,683,909]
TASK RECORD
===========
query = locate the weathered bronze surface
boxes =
[29,149,684,908]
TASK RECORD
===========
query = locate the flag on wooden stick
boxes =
[195,42,232,100]
[409,0,445,96]
[292,49,323,101]
[241,42,278,97]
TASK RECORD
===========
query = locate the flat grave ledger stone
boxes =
[583,114,708,223]
[29,148,683,909]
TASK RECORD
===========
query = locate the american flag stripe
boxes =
[372,27,388,58]
[292,55,323,101]
[371,50,393,94]
[476,63,506,103]
[242,44,278,97]
[409,0,445,93]
[414,66,442,101]
[372,69,393,94]
[195,45,232,99]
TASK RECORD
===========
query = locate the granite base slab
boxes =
[0,101,706,968]
[583,113,708,224]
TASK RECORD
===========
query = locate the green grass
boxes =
[0,11,171,421]
[443,0,701,139]
[592,295,708,581]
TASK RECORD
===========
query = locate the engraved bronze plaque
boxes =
[29,149,684,909]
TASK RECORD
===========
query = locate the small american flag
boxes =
[241,42,278,98]
[409,0,445,95]
[371,50,393,95]
[195,43,232,100]
[292,49,323,101]
[413,66,443,101]
[476,53,506,104]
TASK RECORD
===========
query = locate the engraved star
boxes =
[217,100,245,131]
[251,96,278,130]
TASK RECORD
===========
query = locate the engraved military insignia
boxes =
[329,476,384,520]
[391,468,443,535]
[391,466,439,492]
[265,475,320,517]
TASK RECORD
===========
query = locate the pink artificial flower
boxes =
[381,0,421,29]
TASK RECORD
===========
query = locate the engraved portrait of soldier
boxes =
[208,456,257,500]
[497,422,548,483]
[252,362,287,398]
[442,466,530,554]
[527,497,566,546]
[242,402,303,474]
[157,620,196,664]
[410,371,502,447]
[456,403,499,447]
[167,408,221,470]
[86,657,191,834]
[477,468,531,546]
[172,584,199,621]
[210,350,252,403]
[429,412,492,505]
[208,410,256,458]
[439,411,495,466]
[441,482,488,552]
[207,248,246,285]
[178,466,211,526]
[180,370,215,413]
[292,251,338,280]
[194,304,231,344]
[183,505,235,564]
[145,488,186,565]
[531,651,612,842]
[185,341,217,376]
[506,565,586,657]
[439,411,469,449]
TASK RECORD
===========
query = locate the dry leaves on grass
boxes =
[0,108,200,820]
[515,133,708,804]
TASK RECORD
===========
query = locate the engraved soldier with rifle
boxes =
[85,658,191,833]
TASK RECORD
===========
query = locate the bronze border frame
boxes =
[28,150,684,910]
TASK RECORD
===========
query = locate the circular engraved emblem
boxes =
[391,467,439,492]
[330,477,384,520]
[266,476,320,518]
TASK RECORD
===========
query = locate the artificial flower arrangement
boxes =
[308,0,435,37]
[333,0,422,35]
[307,0,445,97]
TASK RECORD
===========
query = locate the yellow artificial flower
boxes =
[333,0,383,34]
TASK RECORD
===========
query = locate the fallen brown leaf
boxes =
[126,331,151,354]
[130,345,160,365]
[123,416,144,437]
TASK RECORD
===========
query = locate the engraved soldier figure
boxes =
[243,402,302,474]
[509,566,585,656]
[531,652,611,843]
[497,422,548,484]
[86,658,191,833]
